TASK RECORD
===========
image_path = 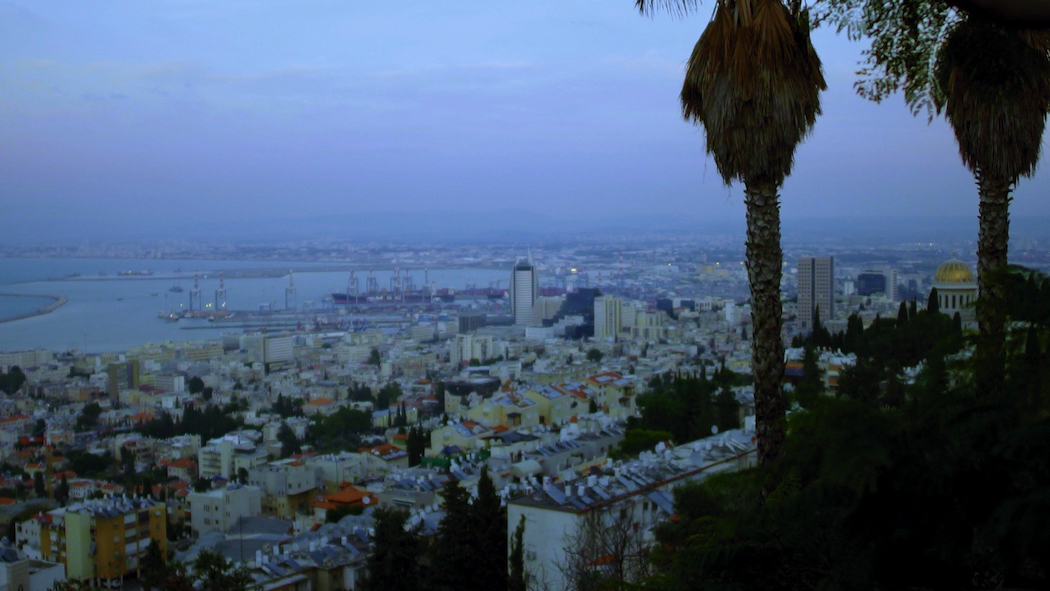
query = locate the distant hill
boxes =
[5,209,1049,245]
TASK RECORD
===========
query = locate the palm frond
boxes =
[681,0,826,185]
[935,17,1050,180]
[635,0,703,17]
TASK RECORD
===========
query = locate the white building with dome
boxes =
[932,257,977,323]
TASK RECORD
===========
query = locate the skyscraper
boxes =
[594,294,622,340]
[798,256,834,331]
[510,254,540,326]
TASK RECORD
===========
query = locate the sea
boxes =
[0,258,507,353]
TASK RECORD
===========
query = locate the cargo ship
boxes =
[330,290,454,305]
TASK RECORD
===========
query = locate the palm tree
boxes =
[638,0,825,463]
[934,18,1050,391]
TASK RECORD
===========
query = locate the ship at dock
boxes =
[328,286,509,305]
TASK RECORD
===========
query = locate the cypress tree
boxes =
[927,288,940,314]
[471,469,508,591]
[508,516,527,591]
[897,301,909,325]
[909,299,918,320]
[364,509,421,591]
[428,480,474,591]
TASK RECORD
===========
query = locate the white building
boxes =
[511,255,540,326]
[449,334,496,366]
[153,374,185,394]
[507,431,757,591]
[0,349,53,370]
[798,256,835,331]
[0,558,66,591]
[188,484,262,536]
[198,435,270,480]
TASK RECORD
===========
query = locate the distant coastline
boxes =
[0,294,68,324]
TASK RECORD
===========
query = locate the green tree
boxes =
[429,480,474,591]
[715,387,741,431]
[640,0,825,464]
[614,429,674,459]
[928,287,941,314]
[364,508,422,591]
[32,419,46,438]
[33,472,45,497]
[587,348,604,363]
[407,426,425,467]
[75,402,103,431]
[193,550,251,591]
[794,346,825,409]
[277,423,301,458]
[368,347,382,367]
[508,515,527,591]
[187,376,205,394]
[471,469,508,590]
[140,539,169,591]
[54,475,68,505]
[0,366,26,395]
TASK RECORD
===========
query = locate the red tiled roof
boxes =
[323,486,375,507]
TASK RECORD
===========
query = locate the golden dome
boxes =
[935,259,975,283]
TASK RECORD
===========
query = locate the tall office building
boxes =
[798,256,834,331]
[856,267,898,300]
[510,254,540,326]
[594,295,622,340]
[106,360,140,400]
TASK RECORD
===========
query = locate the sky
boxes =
[1,1,1048,243]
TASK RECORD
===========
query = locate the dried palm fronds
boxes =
[681,0,826,186]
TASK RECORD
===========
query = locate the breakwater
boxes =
[0,294,68,324]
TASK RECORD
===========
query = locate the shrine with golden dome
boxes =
[932,256,977,321]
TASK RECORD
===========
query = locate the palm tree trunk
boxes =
[976,172,1012,394]
[744,181,786,464]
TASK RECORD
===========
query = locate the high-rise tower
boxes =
[510,253,540,326]
[798,256,834,331]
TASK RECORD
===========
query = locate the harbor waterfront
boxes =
[0,258,508,352]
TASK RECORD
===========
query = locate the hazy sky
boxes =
[2,1,1048,242]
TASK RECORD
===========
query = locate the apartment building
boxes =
[198,435,270,480]
[34,497,167,583]
[188,484,262,536]
[248,461,323,518]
